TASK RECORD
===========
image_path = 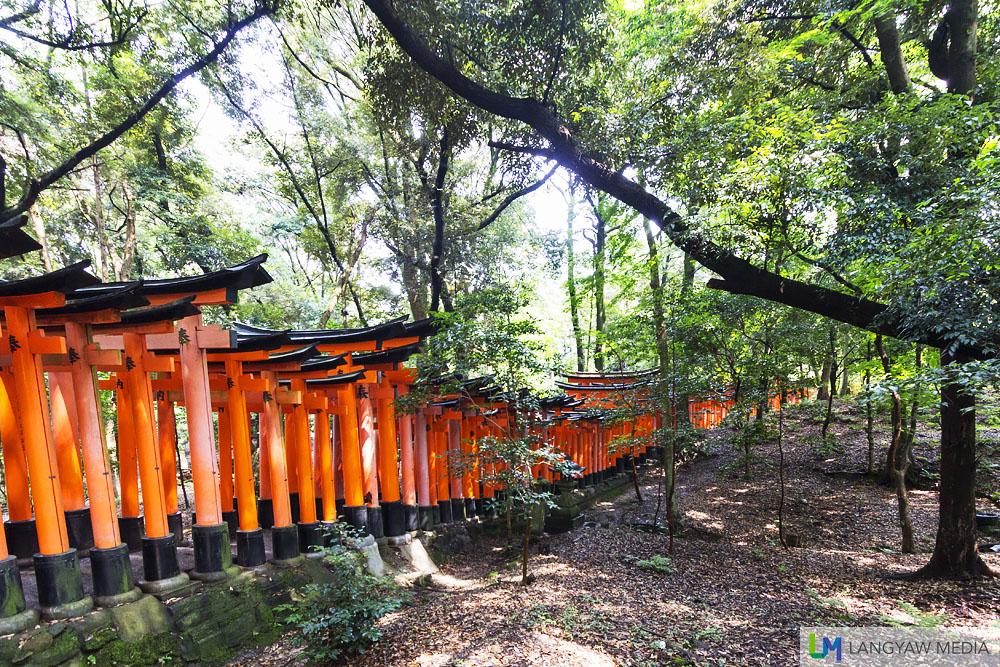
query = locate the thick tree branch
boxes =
[360,0,984,355]
[365,0,916,344]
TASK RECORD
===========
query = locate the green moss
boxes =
[85,631,182,666]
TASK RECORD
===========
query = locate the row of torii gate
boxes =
[0,218,733,633]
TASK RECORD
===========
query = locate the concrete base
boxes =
[385,533,412,546]
[189,565,240,583]
[39,594,94,621]
[93,586,143,608]
[138,571,190,597]
[343,534,385,577]
[393,538,437,575]
[270,555,305,569]
[0,607,37,635]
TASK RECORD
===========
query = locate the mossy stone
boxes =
[27,626,81,666]
[109,595,172,642]
[12,627,54,663]
[87,630,182,665]
[81,627,118,652]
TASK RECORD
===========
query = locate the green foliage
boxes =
[879,602,951,628]
[635,554,674,574]
[276,544,404,662]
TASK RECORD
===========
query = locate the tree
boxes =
[357,0,998,578]
[0,0,278,227]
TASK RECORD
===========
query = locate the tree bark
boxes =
[821,328,837,440]
[915,350,992,577]
[876,335,914,554]
[644,218,678,522]
[565,184,585,371]
[865,339,876,475]
[429,129,450,313]
[590,197,607,371]
[873,13,911,94]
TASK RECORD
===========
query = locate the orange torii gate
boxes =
[0,262,102,624]
[86,256,272,584]
[231,318,435,540]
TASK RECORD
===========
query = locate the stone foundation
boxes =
[0,471,644,665]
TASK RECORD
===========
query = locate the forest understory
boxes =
[232,399,1000,666]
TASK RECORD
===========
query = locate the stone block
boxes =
[110,595,172,643]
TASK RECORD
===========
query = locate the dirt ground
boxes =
[233,400,1000,666]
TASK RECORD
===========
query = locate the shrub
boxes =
[277,544,404,662]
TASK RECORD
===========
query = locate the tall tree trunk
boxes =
[818,359,831,401]
[865,339,876,475]
[400,257,428,320]
[28,205,52,271]
[429,128,450,313]
[821,328,837,439]
[591,200,607,371]
[913,0,988,580]
[876,335,914,553]
[916,350,991,578]
[644,218,678,522]
[117,180,137,281]
[565,184,585,371]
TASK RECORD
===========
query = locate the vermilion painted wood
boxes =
[0,370,32,521]
[397,388,416,507]
[376,389,401,504]
[282,412,299,496]
[218,407,235,513]
[261,370,292,528]
[290,379,316,524]
[414,410,431,507]
[156,395,179,515]
[433,426,449,505]
[336,385,365,508]
[461,418,475,500]
[123,332,170,539]
[115,375,141,519]
[358,388,378,507]
[331,412,344,502]
[65,322,121,548]
[5,305,69,554]
[315,410,336,522]
[224,360,259,531]
[177,314,223,527]
[50,371,86,510]
[447,420,463,501]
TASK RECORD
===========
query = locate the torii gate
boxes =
[0,262,99,623]
[87,255,273,582]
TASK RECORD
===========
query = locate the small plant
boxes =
[805,588,853,623]
[276,543,404,662]
[635,554,674,574]
[879,601,950,628]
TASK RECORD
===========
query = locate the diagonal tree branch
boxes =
[474,162,558,232]
[359,0,970,353]
[0,1,277,224]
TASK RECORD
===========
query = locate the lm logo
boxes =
[808,633,843,662]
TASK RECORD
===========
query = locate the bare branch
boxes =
[475,162,558,232]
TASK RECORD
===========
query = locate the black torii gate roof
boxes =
[0,215,43,259]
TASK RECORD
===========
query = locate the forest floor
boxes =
[232,399,1000,666]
